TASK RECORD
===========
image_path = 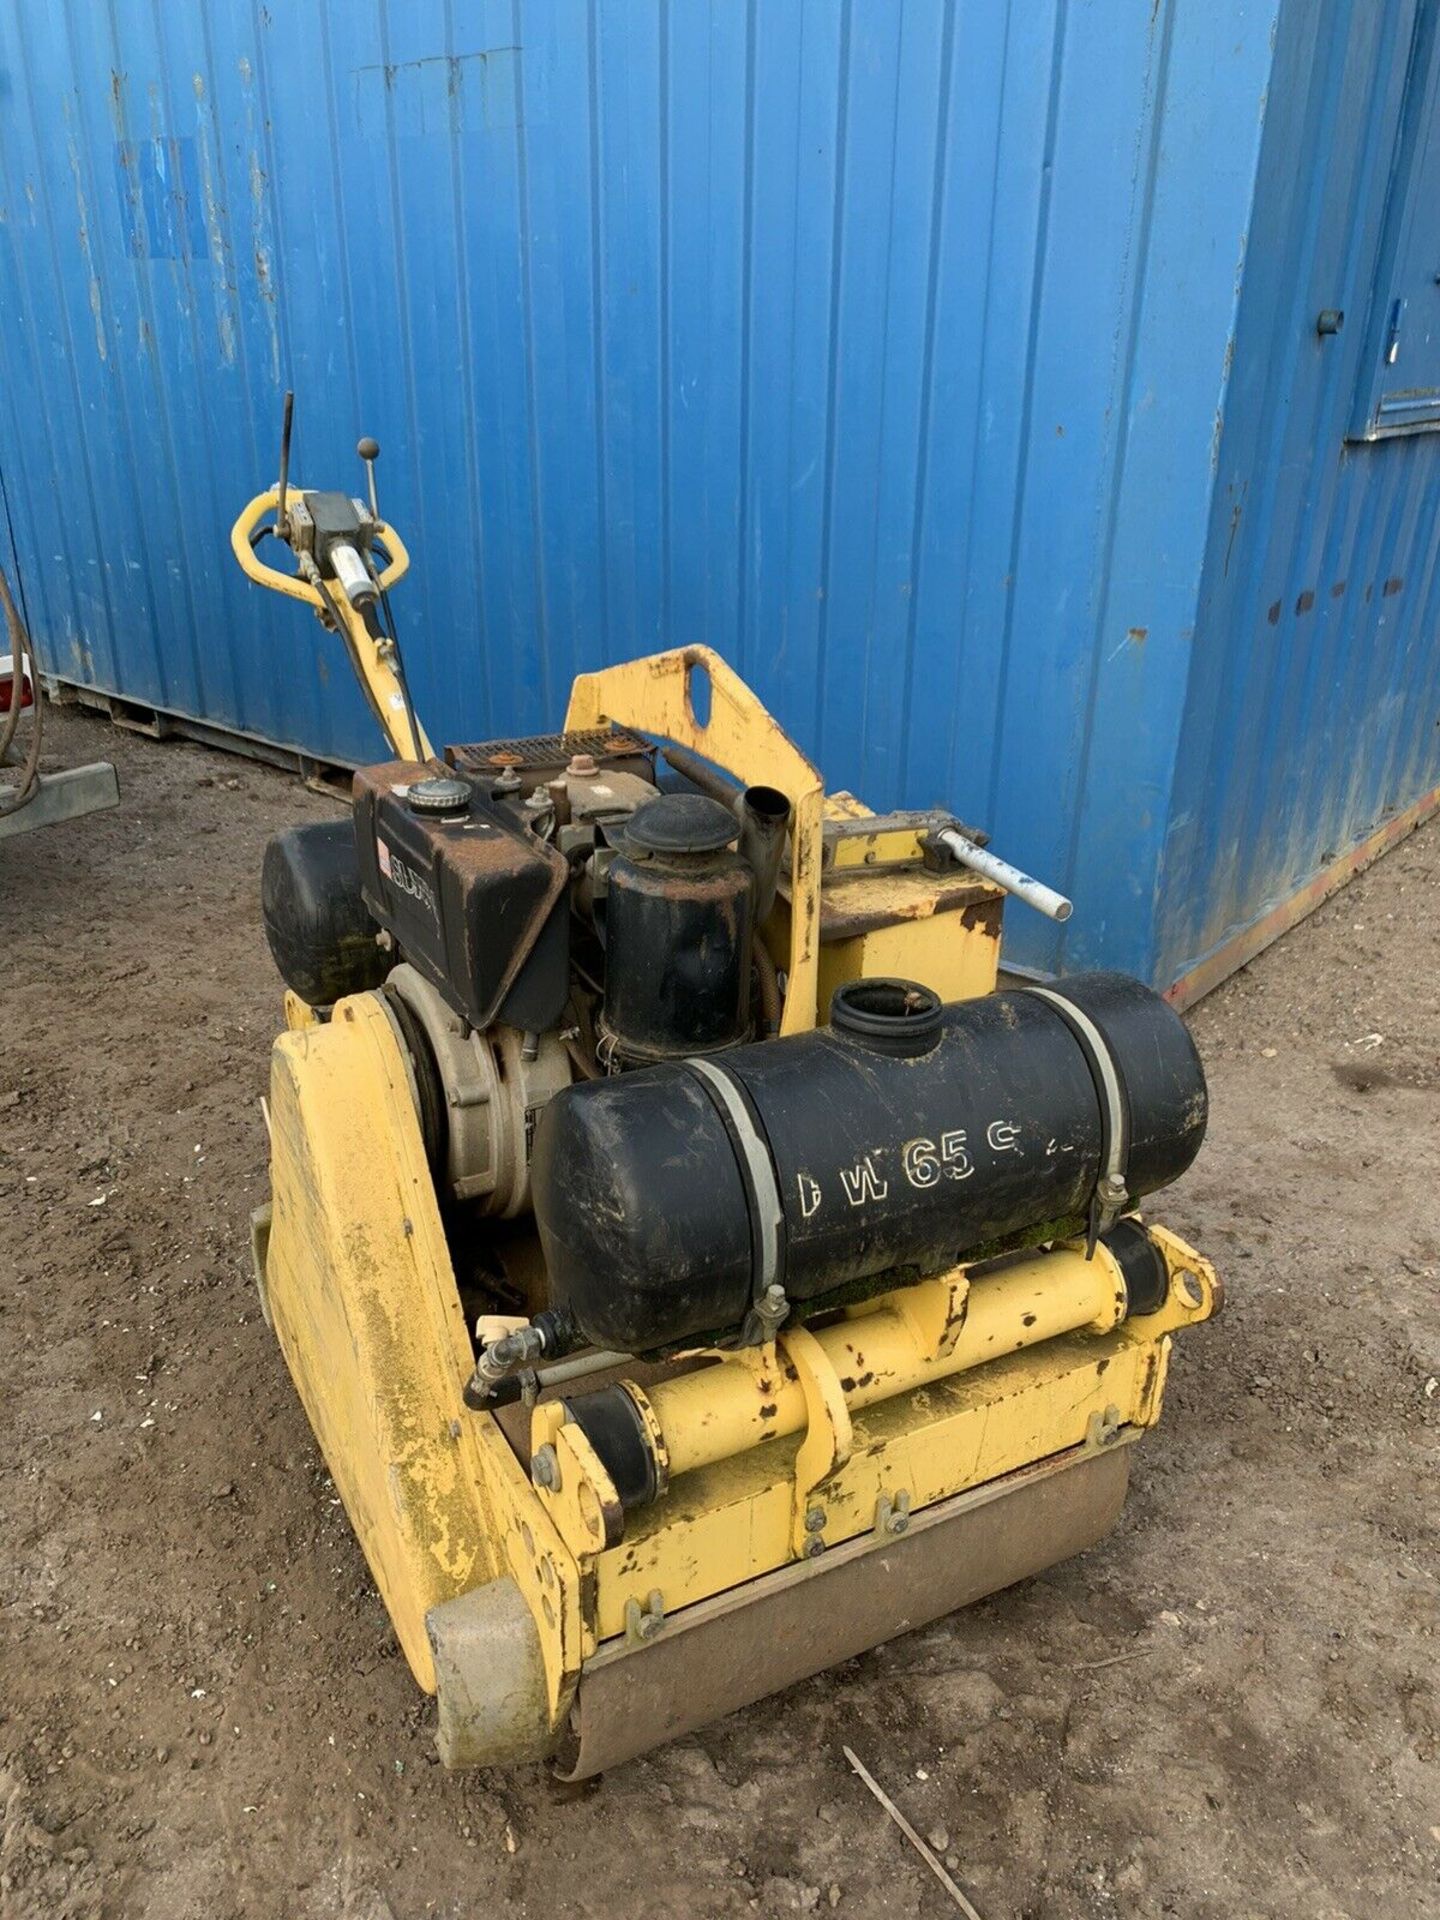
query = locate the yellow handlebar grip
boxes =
[229,486,411,605]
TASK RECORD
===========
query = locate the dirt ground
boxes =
[2,704,1437,1920]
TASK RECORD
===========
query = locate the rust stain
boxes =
[1126,626,1148,646]
[1330,579,1347,598]
[1267,600,1282,626]
[64,135,107,363]
[958,896,1003,938]
[1139,1347,1160,1409]
[1295,589,1315,615]
[1383,576,1404,597]
[192,75,237,366]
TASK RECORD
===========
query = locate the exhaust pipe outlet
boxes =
[735,784,791,924]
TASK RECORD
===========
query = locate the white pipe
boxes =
[937,827,1073,923]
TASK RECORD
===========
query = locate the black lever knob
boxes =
[357,437,381,521]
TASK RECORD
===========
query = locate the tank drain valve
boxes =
[463,1309,579,1409]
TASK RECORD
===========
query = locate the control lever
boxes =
[230,400,429,761]
[276,389,294,539]
[357,436,380,522]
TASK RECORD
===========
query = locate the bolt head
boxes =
[804,1506,827,1532]
[888,1513,909,1535]
[804,1537,826,1558]
[531,1444,561,1492]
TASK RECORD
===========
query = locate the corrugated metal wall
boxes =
[1160,0,1440,988]
[0,0,1278,980]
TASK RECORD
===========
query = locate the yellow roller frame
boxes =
[580,1228,1217,1640]
[264,992,582,1725]
[261,982,1220,1736]
[637,1241,1129,1487]
[230,487,432,762]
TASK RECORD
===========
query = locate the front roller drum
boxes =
[426,1439,1131,1777]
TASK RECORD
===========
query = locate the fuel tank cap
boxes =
[407,775,472,817]
[624,792,738,858]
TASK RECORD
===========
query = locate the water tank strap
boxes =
[683,1056,784,1301]
[1019,985,1130,1251]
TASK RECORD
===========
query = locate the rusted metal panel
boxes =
[445,727,652,786]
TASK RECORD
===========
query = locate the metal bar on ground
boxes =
[0,761,119,839]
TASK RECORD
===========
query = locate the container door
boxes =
[1354,1,1440,435]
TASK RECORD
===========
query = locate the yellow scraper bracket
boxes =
[779,1322,856,1559]
[530,1400,626,1556]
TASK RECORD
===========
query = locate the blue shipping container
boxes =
[0,1,1436,991]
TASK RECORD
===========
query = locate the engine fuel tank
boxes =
[531,971,1207,1353]
[352,761,571,1033]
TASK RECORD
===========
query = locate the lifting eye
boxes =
[686,658,712,730]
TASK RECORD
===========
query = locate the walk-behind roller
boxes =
[233,410,1219,1776]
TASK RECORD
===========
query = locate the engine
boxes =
[261,727,786,1217]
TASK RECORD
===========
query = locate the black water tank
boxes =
[531,971,1207,1353]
